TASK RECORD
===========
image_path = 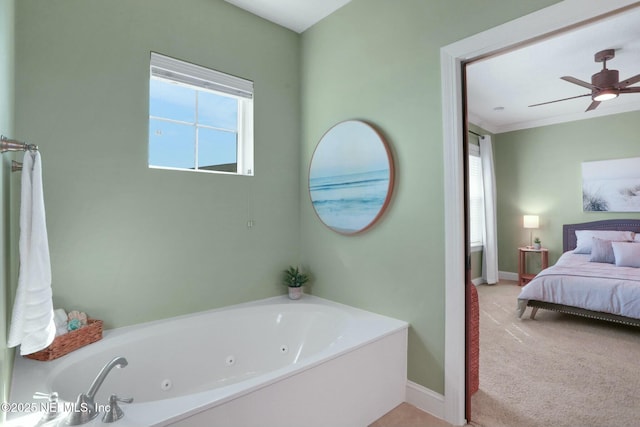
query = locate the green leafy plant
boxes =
[534,237,541,244]
[282,266,310,288]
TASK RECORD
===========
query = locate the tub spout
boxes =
[86,356,128,401]
[64,356,128,426]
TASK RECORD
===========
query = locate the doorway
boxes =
[440,1,640,425]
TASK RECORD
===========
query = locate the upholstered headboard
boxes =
[563,219,640,252]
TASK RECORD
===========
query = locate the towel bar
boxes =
[1,135,39,153]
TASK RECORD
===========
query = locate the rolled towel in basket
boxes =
[54,308,67,325]
[54,308,68,337]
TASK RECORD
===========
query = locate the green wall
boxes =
[495,111,640,273]
[13,0,301,329]
[1,0,15,411]
[4,0,576,402]
[300,0,560,393]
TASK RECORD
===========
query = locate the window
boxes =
[468,144,485,248]
[148,52,254,175]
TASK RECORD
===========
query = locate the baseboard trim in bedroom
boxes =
[405,381,446,422]
[499,271,518,282]
[472,273,519,286]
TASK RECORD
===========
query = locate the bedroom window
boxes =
[148,52,254,176]
[468,144,485,249]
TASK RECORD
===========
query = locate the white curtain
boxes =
[480,135,499,284]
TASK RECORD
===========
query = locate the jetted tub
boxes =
[9,295,408,427]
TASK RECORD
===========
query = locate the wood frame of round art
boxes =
[308,120,395,235]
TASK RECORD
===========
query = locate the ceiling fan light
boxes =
[593,90,618,102]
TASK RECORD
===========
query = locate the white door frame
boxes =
[441,1,640,424]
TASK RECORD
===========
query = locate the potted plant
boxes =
[282,266,310,300]
[533,237,541,250]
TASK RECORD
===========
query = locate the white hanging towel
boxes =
[8,151,56,355]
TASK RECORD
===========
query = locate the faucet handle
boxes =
[102,394,133,423]
[33,391,53,399]
[32,391,61,423]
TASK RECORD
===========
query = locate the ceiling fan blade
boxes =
[585,100,600,112]
[561,76,597,90]
[618,73,640,89]
[528,93,591,107]
[619,87,640,94]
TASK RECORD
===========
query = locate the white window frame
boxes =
[149,52,254,176]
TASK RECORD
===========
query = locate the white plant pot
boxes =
[288,287,303,300]
[534,243,541,250]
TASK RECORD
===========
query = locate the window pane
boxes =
[198,128,237,172]
[468,154,485,246]
[198,91,238,130]
[148,53,253,176]
[149,78,196,123]
[149,119,195,169]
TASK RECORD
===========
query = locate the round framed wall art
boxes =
[308,120,395,235]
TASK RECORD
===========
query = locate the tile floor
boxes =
[370,403,454,427]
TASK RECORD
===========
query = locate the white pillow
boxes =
[573,230,635,254]
[635,234,640,243]
[611,242,640,268]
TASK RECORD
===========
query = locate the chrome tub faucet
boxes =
[64,356,129,425]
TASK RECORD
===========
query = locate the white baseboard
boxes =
[406,381,446,422]
[474,271,518,283]
[499,271,518,282]
[473,272,522,286]
[471,277,484,286]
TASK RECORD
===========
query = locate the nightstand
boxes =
[518,247,549,286]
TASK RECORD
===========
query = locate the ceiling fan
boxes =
[529,49,640,111]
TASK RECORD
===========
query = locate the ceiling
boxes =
[224,1,640,134]
[467,6,640,134]
[224,0,352,33]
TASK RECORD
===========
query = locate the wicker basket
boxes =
[469,285,479,396]
[24,319,103,361]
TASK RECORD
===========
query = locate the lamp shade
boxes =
[523,215,539,229]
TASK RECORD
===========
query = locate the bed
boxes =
[517,219,640,326]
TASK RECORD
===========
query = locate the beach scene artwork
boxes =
[309,120,394,234]
[582,157,640,212]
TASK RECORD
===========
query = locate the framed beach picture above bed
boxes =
[582,156,640,212]
[309,120,395,235]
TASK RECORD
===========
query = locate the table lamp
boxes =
[523,215,539,248]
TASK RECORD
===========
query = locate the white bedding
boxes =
[517,251,640,319]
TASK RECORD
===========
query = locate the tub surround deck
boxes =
[9,295,408,427]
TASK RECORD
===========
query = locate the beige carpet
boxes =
[471,282,640,427]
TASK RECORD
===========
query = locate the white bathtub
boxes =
[9,295,408,427]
